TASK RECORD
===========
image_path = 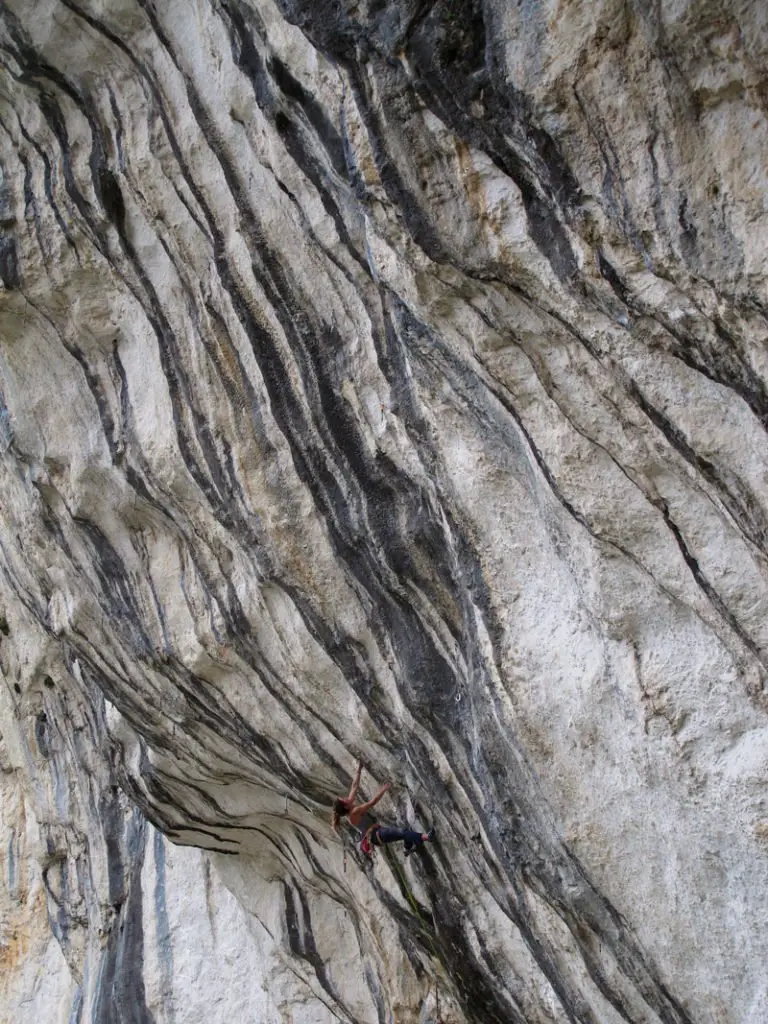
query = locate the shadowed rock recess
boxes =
[1,0,767,1021]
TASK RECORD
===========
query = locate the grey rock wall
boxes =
[1,1,767,1021]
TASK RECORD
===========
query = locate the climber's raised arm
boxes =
[347,759,363,802]
[331,761,367,831]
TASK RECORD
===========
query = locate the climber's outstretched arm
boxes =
[354,782,391,816]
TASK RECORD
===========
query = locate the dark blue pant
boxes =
[373,826,424,850]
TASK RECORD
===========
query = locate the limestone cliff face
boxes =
[1,1,767,1021]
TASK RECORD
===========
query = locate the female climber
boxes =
[331,760,435,856]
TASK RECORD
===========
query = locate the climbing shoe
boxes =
[425,828,435,843]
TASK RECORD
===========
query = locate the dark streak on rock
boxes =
[92,812,155,1024]
[12,114,81,258]
[99,167,126,232]
[0,234,20,288]
[35,710,51,758]
[283,880,353,1017]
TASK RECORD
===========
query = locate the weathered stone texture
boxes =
[1,1,767,1021]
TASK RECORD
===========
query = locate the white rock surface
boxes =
[1,1,767,1022]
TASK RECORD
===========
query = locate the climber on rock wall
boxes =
[331,761,435,856]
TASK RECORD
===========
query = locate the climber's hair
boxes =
[331,797,349,831]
